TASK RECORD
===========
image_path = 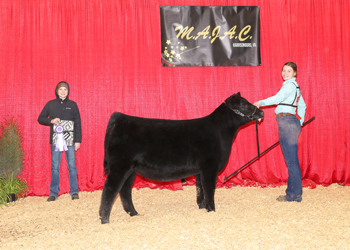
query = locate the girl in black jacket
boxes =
[38,81,82,202]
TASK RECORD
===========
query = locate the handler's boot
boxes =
[72,193,79,200]
[47,196,56,202]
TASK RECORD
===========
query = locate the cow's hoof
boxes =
[128,211,139,217]
[206,207,215,212]
[100,218,110,224]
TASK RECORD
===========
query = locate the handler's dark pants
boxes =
[277,115,302,202]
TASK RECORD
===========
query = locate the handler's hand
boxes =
[253,101,261,108]
[51,118,61,124]
[75,142,81,151]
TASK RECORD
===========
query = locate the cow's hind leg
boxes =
[195,174,205,209]
[99,173,129,224]
[99,175,120,224]
[119,172,138,216]
[99,169,133,224]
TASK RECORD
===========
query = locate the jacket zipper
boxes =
[61,100,65,120]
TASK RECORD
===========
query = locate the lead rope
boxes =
[256,120,260,157]
[223,116,315,182]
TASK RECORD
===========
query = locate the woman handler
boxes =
[254,62,307,202]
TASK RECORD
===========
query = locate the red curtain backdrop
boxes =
[0,0,349,196]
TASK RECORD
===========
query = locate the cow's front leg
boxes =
[195,174,205,209]
[200,168,218,212]
[119,172,138,216]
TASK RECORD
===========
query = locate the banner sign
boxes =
[160,6,261,67]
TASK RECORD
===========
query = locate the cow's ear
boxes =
[237,92,241,97]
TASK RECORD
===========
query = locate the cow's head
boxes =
[225,92,264,122]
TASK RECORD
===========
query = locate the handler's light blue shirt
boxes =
[260,78,307,125]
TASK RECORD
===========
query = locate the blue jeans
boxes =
[50,144,79,198]
[277,115,302,202]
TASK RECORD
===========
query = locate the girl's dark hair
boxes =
[283,62,297,77]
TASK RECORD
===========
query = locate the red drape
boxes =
[0,0,349,196]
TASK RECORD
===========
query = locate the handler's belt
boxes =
[276,113,294,118]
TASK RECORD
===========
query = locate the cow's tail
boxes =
[104,112,121,175]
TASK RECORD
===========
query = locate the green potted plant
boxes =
[0,173,28,205]
[0,116,28,207]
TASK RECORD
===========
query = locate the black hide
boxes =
[99,93,264,224]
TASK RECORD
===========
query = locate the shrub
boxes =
[0,116,25,178]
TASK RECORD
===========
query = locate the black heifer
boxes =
[99,93,264,224]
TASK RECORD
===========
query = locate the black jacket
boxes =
[38,82,82,144]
